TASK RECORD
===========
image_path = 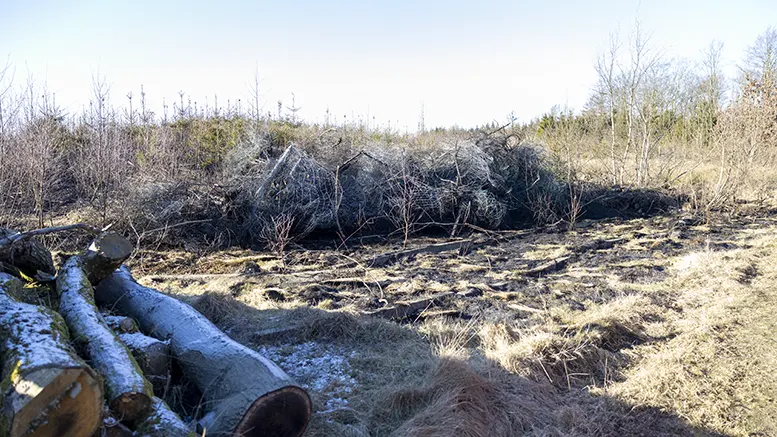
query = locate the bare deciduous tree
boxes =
[595,32,621,185]
[743,26,777,85]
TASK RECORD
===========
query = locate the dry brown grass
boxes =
[603,226,777,436]
[380,359,522,437]
[477,294,661,390]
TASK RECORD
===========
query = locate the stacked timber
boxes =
[0,226,311,437]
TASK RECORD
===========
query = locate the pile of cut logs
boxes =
[0,227,311,437]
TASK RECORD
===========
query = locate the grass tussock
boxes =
[189,290,247,325]
[479,323,616,388]
[380,359,522,437]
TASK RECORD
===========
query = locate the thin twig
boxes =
[0,223,101,250]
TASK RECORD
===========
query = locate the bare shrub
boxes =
[114,179,225,249]
[384,157,431,246]
[69,78,136,224]
[379,359,522,437]
[527,192,562,225]
[258,213,295,255]
[16,91,71,226]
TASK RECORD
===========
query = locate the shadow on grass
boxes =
[152,289,732,437]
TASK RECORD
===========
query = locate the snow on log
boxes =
[0,273,103,437]
[0,228,55,280]
[103,315,139,334]
[96,266,312,437]
[80,232,133,285]
[133,397,196,437]
[56,257,153,421]
[117,332,170,381]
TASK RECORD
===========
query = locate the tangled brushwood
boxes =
[230,133,568,242]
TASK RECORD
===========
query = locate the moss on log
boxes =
[56,257,152,421]
[0,273,103,437]
[133,397,196,437]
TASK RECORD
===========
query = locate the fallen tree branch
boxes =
[366,292,455,321]
[572,238,625,254]
[413,309,467,320]
[506,303,546,314]
[519,256,573,278]
[0,224,100,251]
[138,273,242,283]
[254,324,306,343]
[320,277,400,289]
[364,239,482,268]
[140,219,214,236]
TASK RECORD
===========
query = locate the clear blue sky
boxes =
[1,0,775,129]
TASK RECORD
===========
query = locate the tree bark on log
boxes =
[103,315,139,334]
[520,256,572,277]
[96,266,312,437]
[56,257,153,421]
[0,228,55,280]
[133,397,196,437]
[0,273,103,437]
[80,232,133,285]
[117,333,170,381]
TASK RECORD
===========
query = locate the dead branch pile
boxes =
[0,227,311,437]
[33,127,680,253]
[234,145,337,241]
[227,130,575,245]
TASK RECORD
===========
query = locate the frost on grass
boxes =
[673,252,704,272]
[257,341,357,411]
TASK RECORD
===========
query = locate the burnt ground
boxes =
[128,210,757,329]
